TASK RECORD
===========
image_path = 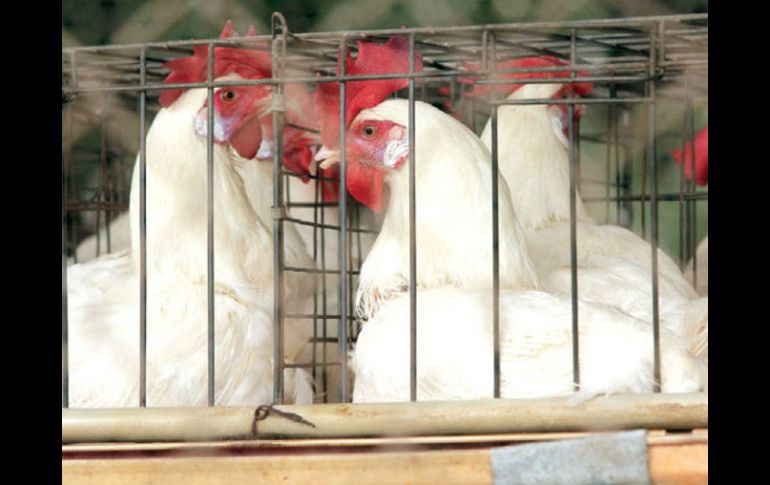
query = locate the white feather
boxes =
[480,83,708,364]
[353,99,540,319]
[345,98,703,403]
[351,288,706,403]
[67,84,315,407]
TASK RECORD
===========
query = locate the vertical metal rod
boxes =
[640,103,648,240]
[689,210,698,290]
[311,179,320,395]
[138,47,148,407]
[568,28,580,390]
[337,39,349,403]
[408,33,418,402]
[470,97,478,133]
[206,43,216,406]
[487,30,501,399]
[347,206,355,347]
[96,96,107,258]
[62,148,69,408]
[96,93,112,257]
[613,92,621,226]
[678,75,691,271]
[68,51,79,265]
[648,24,662,393]
[320,183,329,403]
[686,72,699,282]
[354,204,363,338]
[62,53,73,407]
[620,110,633,228]
[271,28,286,405]
[104,94,113,254]
[687,92,698,290]
[605,88,614,224]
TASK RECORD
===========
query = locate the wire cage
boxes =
[61,12,707,445]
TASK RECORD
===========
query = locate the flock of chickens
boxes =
[65,21,709,408]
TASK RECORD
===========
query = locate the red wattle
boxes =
[347,161,386,212]
[230,116,263,160]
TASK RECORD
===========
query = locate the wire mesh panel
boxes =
[62,13,707,423]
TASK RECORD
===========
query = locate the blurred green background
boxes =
[62,0,708,266]
[62,0,708,47]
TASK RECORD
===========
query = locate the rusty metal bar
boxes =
[408,33,418,403]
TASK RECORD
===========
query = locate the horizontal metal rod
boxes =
[286,202,341,209]
[59,68,521,95]
[284,266,360,275]
[283,362,342,369]
[473,75,651,85]
[582,192,708,203]
[286,122,320,134]
[62,392,707,443]
[61,69,690,95]
[310,336,360,343]
[63,38,273,54]
[284,217,379,234]
[284,313,358,320]
[493,97,652,106]
[65,201,129,211]
[281,171,340,183]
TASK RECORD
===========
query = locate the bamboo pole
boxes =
[62,429,708,455]
[62,393,707,444]
[61,436,707,485]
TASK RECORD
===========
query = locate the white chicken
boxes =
[314,38,706,402]
[67,22,315,407]
[464,56,707,364]
[69,34,365,401]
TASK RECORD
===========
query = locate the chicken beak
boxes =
[314,145,341,170]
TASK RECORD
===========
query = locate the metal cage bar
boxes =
[648,23,662,392]
[408,33,418,403]
[272,14,288,405]
[686,81,700,291]
[138,47,148,407]
[568,28,581,390]
[337,37,349,403]
[206,43,216,407]
[486,29,502,399]
[62,68,72,408]
[319,166,330,403]
[678,73,692,271]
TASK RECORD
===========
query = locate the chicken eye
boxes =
[362,125,377,138]
[220,89,237,103]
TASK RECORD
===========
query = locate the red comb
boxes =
[457,55,593,100]
[160,20,272,107]
[671,126,708,186]
[315,36,424,148]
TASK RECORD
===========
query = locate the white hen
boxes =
[313,37,705,403]
[67,27,315,407]
[473,61,707,364]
